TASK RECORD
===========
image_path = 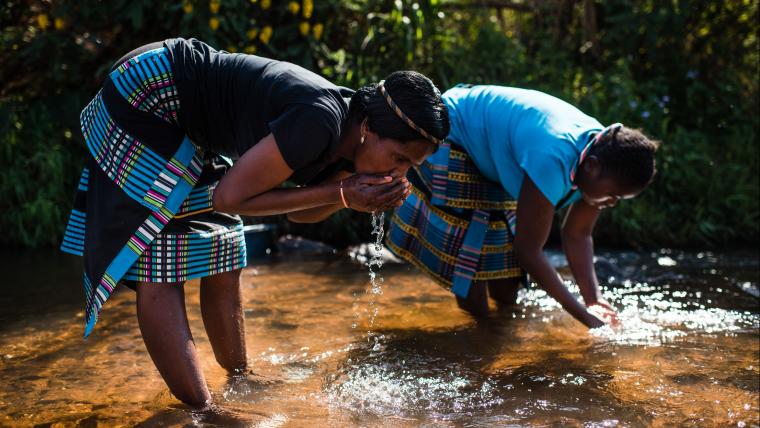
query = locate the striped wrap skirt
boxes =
[387,142,524,298]
[60,46,246,336]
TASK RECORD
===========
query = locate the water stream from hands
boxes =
[366,212,386,351]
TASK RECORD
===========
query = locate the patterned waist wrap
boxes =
[387,142,523,298]
[60,47,246,336]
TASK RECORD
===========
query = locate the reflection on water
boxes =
[0,248,757,426]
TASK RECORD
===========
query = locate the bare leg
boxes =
[455,280,489,317]
[136,282,211,408]
[488,277,522,306]
[200,269,247,373]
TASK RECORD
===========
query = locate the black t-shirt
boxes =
[165,38,353,184]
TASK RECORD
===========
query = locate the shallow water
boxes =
[0,247,757,427]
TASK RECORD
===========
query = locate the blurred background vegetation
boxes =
[1,0,757,249]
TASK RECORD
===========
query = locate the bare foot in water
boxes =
[190,403,262,427]
[222,370,283,402]
[136,402,256,427]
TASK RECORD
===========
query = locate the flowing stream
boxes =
[0,247,757,426]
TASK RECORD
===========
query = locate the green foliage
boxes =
[0,0,757,248]
[0,98,85,246]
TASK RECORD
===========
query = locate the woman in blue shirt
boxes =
[387,85,659,328]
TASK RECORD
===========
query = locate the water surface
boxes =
[0,247,757,426]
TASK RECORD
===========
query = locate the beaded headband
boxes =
[377,80,443,145]
[570,123,624,187]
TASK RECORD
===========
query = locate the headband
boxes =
[377,80,443,145]
[594,123,623,144]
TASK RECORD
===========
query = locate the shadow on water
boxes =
[0,247,757,426]
[0,249,82,329]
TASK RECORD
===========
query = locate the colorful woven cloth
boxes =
[60,47,245,336]
[387,142,523,298]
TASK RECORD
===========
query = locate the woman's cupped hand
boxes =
[341,174,411,212]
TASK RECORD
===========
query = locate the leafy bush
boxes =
[1,0,757,248]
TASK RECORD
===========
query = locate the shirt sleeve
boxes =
[269,105,339,171]
[517,145,571,206]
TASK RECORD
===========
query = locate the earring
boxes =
[360,135,365,144]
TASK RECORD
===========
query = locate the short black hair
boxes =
[590,126,660,190]
[347,71,450,144]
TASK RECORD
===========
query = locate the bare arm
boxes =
[213,133,409,218]
[287,170,352,223]
[514,176,604,328]
[212,134,341,216]
[561,199,604,306]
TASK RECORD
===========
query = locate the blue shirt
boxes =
[442,85,603,208]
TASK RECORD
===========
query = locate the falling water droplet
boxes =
[366,211,386,351]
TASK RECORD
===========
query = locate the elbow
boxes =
[286,212,308,223]
[561,226,592,243]
[212,187,236,214]
[286,212,322,223]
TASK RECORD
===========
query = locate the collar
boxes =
[569,123,623,190]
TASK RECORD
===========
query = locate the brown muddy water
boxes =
[0,246,757,427]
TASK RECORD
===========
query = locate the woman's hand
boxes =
[589,296,615,312]
[341,174,411,212]
[587,301,619,327]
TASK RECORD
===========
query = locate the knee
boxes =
[136,282,185,313]
[455,282,489,318]
[488,278,521,306]
[201,271,242,301]
[456,297,489,318]
[202,269,242,291]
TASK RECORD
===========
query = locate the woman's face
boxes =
[576,156,642,209]
[576,176,639,209]
[353,130,436,178]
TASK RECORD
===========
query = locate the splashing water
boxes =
[368,212,385,296]
[366,212,386,351]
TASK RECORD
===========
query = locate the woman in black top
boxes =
[61,37,449,409]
